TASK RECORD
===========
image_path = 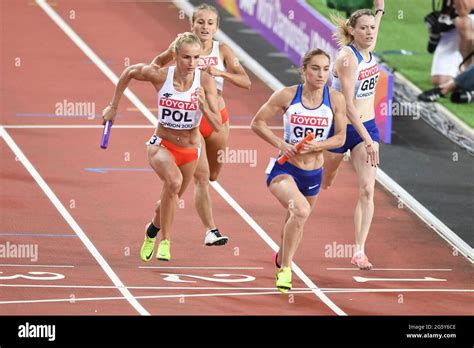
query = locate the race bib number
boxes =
[146,134,162,146]
[289,114,329,144]
[356,65,379,99]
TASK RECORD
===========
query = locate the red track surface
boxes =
[1,0,472,316]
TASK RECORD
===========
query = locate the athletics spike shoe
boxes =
[204,229,229,246]
[276,267,292,293]
[351,252,373,270]
[140,235,156,262]
[157,239,171,261]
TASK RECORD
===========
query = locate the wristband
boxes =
[375,9,384,15]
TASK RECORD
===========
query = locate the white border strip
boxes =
[0,126,149,315]
[174,0,473,263]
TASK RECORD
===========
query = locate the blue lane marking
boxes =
[0,233,77,237]
[84,168,153,173]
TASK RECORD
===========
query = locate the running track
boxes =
[0,0,472,316]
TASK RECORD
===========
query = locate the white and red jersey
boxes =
[283,84,334,145]
[157,66,202,130]
[198,40,226,92]
[332,44,380,100]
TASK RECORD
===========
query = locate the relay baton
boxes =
[100,120,112,149]
[277,132,315,165]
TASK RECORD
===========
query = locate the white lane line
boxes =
[2,288,473,306]
[327,268,453,271]
[210,181,346,315]
[321,288,474,293]
[0,284,298,290]
[2,125,154,129]
[354,276,447,283]
[35,0,158,126]
[139,266,264,270]
[0,264,74,268]
[1,283,472,293]
[1,125,283,130]
[0,291,303,305]
[0,126,149,316]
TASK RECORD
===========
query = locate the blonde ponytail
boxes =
[331,9,374,47]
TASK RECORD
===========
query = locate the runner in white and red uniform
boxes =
[102,32,221,262]
[151,3,251,247]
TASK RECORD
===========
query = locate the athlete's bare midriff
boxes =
[351,96,376,123]
[287,151,324,171]
[155,124,201,148]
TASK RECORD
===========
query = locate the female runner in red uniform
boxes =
[102,32,221,261]
[151,4,251,246]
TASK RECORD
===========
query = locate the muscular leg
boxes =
[148,146,198,240]
[276,211,290,267]
[321,150,345,189]
[269,175,312,268]
[276,195,317,267]
[205,121,230,181]
[350,142,379,254]
[194,121,231,245]
[193,136,216,230]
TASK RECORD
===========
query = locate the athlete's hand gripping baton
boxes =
[100,120,113,149]
[277,132,315,165]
